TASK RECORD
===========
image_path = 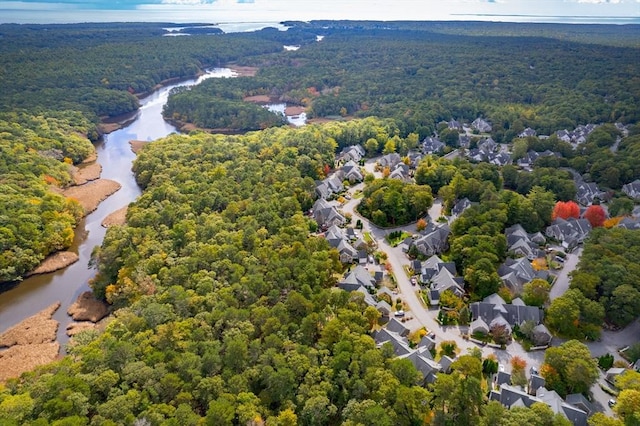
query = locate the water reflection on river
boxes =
[0,68,235,345]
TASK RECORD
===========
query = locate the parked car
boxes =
[530,366,538,375]
[608,399,616,407]
[394,310,405,317]
[410,277,418,286]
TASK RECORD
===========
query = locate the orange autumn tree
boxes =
[584,204,606,227]
[551,200,580,220]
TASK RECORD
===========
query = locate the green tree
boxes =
[542,340,599,397]
[522,279,551,307]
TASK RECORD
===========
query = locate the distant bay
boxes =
[1,2,639,26]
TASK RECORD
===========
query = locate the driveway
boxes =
[549,247,582,300]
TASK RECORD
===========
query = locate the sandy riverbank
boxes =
[72,161,102,185]
[0,303,61,382]
[29,251,79,276]
[228,65,259,77]
[102,206,128,227]
[67,291,110,323]
[63,179,121,216]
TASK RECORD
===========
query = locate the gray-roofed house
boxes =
[622,179,640,200]
[496,371,512,387]
[398,348,442,385]
[374,328,412,356]
[377,153,402,168]
[472,118,492,133]
[576,182,607,206]
[518,127,537,138]
[376,300,392,318]
[451,198,471,218]
[386,317,410,337]
[340,160,364,183]
[439,355,455,373]
[422,136,446,155]
[312,199,346,230]
[413,223,451,257]
[505,224,545,261]
[493,384,588,426]
[470,317,490,336]
[529,374,546,395]
[531,324,552,346]
[338,144,366,163]
[498,257,539,295]
[605,367,626,385]
[565,394,593,416]
[470,293,544,341]
[339,265,376,290]
[545,218,592,250]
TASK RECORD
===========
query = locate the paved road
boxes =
[341,187,546,372]
[549,247,582,300]
[341,178,639,415]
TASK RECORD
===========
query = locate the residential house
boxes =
[312,199,345,230]
[565,394,593,416]
[451,198,471,218]
[491,384,588,426]
[422,136,446,155]
[386,317,410,337]
[622,179,640,200]
[576,182,607,206]
[337,144,365,163]
[340,160,364,183]
[487,151,511,166]
[315,175,344,200]
[377,152,402,169]
[545,217,592,250]
[412,223,451,257]
[619,217,640,230]
[458,134,471,148]
[498,257,547,295]
[472,118,492,133]
[505,224,545,261]
[605,367,626,385]
[399,347,442,384]
[374,328,412,356]
[531,324,553,346]
[427,266,465,306]
[389,163,411,181]
[478,137,498,154]
[518,127,537,138]
[495,371,512,387]
[516,150,558,170]
[338,265,376,291]
[447,119,463,131]
[376,300,392,318]
[529,374,546,395]
[469,293,546,342]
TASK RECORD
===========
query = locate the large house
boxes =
[472,118,492,133]
[490,384,588,426]
[337,144,366,163]
[498,257,548,295]
[622,179,640,200]
[416,255,465,306]
[575,182,607,206]
[469,293,550,345]
[545,217,592,250]
[505,224,546,261]
[412,223,451,257]
[312,199,345,230]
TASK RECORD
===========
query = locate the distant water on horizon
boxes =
[0,3,639,28]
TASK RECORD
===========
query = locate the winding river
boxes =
[0,68,236,344]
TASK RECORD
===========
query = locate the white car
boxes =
[394,310,405,317]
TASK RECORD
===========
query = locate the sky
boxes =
[0,0,639,24]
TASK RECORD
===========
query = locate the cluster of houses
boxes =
[490,380,591,426]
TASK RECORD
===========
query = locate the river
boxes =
[0,68,236,345]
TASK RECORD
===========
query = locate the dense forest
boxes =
[0,111,94,282]
[1,21,639,425]
[165,22,640,139]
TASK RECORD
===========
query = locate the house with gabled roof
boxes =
[472,118,492,133]
[389,163,411,182]
[518,127,537,138]
[478,137,498,154]
[576,182,607,206]
[312,199,346,230]
[498,257,542,295]
[422,136,445,155]
[447,119,463,131]
[469,293,545,341]
[374,328,412,356]
[622,179,640,200]
[339,265,376,290]
[505,224,545,261]
[451,198,471,218]
[399,347,442,384]
[412,223,450,257]
[340,160,364,183]
[545,217,592,250]
[491,384,588,426]
[337,144,365,163]
[377,152,402,168]
[386,317,410,337]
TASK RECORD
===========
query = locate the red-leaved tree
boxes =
[551,201,580,220]
[584,204,606,227]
